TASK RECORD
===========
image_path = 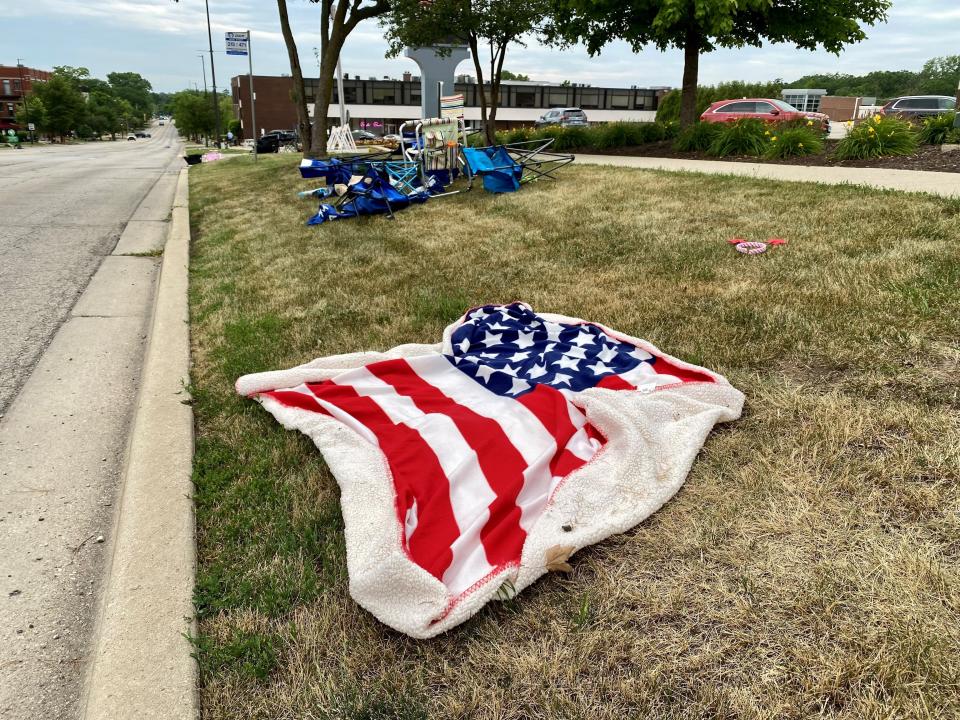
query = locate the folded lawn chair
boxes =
[463,138,574,193]
[299,154,393,183]
[305,164,430,225]
[400,117,470,196]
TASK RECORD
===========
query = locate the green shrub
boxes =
[947,128,960,144]
[504,126,533,144]
[673,122,724,152]
[918,112,957,145]
[546,125,592,151]
[591,122,645,148]
[659,120,681,140]
[834,114,918,160]
[707,118,769,157]
[640,122,667,143]
[764,126,824,158]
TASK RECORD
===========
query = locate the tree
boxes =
[501,70,530,81]
[277,0,313,155]
[15,95,46,137]
[293,1,391,156]
[383,0,550,145]
[548,0,891,127]
[32,73,86,140]
[108,72,155,124]
[172,89,215,141]
[918,55,960,97]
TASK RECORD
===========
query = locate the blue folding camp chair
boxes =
[304,163,430,224]
[462,138,574,193]
[461,146,523,193]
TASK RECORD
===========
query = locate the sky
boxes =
[4,1,959,93]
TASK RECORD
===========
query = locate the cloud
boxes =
[6,0,959,92]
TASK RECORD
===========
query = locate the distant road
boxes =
[0,124,182,413]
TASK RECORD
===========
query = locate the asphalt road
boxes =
[0,123,181,414]
[0,124,184,719]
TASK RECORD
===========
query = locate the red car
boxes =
[700,98,830,131]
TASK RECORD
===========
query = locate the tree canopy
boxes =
[108,71,155,121]
[548,0,891,125]
[17,68,156,140]
[382,0,549,144]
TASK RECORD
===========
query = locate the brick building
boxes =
[231,73,667,139]
[0,65,51,132]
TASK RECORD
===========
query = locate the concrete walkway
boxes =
[575,154,960,198]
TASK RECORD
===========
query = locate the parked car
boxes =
[535,108,589,129]
[126,134,136,141]
[351,129,380,142]
[158,120,165,126]
[700,98,830,131]
[135,132,150,138]
[880,95,956,119]
[256,130,297,153]
[382,133,401,143]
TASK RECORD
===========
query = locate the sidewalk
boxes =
[574,154,960,198]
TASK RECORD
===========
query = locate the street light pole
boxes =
[204,0,222,148]
[199,54,208,94]
[16,59,33,143]
[198,54,209,146]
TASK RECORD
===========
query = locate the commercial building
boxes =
[0,65,50,132]
[231,73,668,139]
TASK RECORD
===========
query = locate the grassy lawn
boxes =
[189,154,960,720]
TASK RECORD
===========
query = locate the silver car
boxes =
[535,108,589,129]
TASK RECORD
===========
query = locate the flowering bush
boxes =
[834,114,918,160]
[673,121,724,152]
[764,126,824,158]
[918,112,957,145]
[707,118,769,157]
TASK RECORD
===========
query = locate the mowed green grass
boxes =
[189,154,960,720]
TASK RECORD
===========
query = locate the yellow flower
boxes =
[764,130,770,136]
[873,114,882,123]
[868,126,875,134]
[807,120,814,126]
[847,120,854,127]
[771,136,778,142]
[798,142,804,148]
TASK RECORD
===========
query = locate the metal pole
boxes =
[16,59,33,143]
[205,0,222,148]
[199,54,208,94]
[247,30,258,161]
[198,55,209,146]
[331,4,346,127]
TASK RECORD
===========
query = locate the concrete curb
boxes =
[82,168,197,720]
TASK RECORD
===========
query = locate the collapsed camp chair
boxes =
[303,163,430,224]
[299,153,393,183]
[462,138,574,193]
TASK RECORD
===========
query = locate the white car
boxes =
[126,134,137,141]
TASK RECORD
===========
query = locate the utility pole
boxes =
[199,54,208,94]
[199,54,209,146]
[204,0,222,148]
[16,59,34,143]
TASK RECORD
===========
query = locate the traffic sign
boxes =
[27,123,35,131]
[225,31,249,56]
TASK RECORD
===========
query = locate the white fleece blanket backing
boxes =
[236,302,744,637]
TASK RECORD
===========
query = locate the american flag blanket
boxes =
[236,303,744,637]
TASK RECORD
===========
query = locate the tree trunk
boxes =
[679,25,701,128]
[277,0,312,156]
[487,42,507,144]
[311,49,340,157]
[468,35,492,145]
